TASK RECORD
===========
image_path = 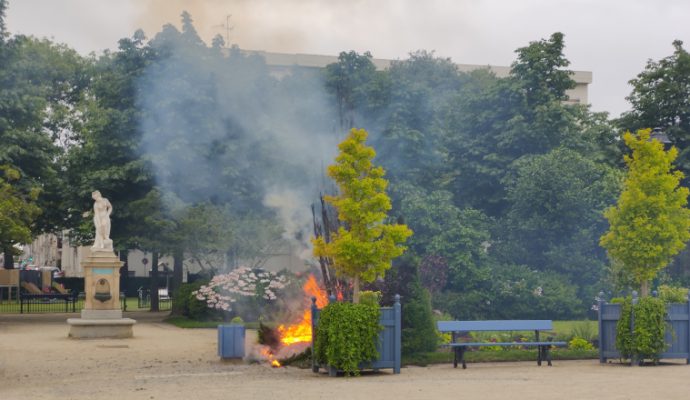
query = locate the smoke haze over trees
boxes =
[3,6,690,319]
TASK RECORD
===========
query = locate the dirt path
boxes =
[1,313,689,400]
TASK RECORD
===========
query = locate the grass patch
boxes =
[552,320,598,340]
[164,316,221,328]
[164,315,264,329]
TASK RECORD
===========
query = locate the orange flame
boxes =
[277,275,327,345]
[260,346,282,368]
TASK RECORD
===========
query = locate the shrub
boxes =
[374,255,437,355]
[359,291,381,307]
[615,296,667,362]
[172,281,220,320]
[658,285,689,304]
[314,302,381,376]
[402,281,437,355]
[568,337,594,351]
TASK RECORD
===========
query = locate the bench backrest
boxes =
[437,320,553,332]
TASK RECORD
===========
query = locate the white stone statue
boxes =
[91,190,113,251]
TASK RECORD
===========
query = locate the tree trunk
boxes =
[172,248,183,296]
[150,252,159,312]
[2,246,14,269]
[640,280,650,298]
[352,276,360,304]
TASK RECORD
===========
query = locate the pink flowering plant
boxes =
[193,267,289,312]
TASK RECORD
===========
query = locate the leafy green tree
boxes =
[373,51,466,192]
[444,33,580,216]
[510,32,575,106]
[600,129,690,296]
[499,148,622,300]
[64,31,156,249]
[324,51,381,128]
[0,0,7,42]
[0,25,87,265]
[0,166,41,265]
[619,40,690,177]
[313,128,412,303]
[397,185,492,291]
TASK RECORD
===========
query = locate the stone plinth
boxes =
[67,249,136,339]
[67,317,136,339]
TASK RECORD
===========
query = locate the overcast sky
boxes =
[6,0,690,117]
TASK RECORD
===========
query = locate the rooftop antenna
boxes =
[219,14,233,45]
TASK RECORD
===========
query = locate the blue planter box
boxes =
[311,294,401,375]
[598,295,690,364]
[218,324,245,359]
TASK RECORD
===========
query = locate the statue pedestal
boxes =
[67,250,136,339]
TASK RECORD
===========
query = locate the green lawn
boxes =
[164,316,262,329]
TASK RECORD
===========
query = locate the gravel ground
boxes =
[1,313,689,400]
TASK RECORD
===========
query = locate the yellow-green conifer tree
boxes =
[313,128,412,303]
[600,129,690,296]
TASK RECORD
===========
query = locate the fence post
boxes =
[687,293,690,365]
[393,294,401,374]
[598,291,605,363]
[311,296,319,373]
[631,290,638,366]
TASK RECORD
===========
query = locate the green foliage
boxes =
[0,166,41,252]
[314,302,381,376]
[616,296,667,362]
[568,337,595,351]
[401,278,438,355]
[570,321,596,342]
[398,185,492,291]
[484,263,583,320]
[171,281,219,320]
[601,129,690,295]
[313,128,412,302]
[511,32,575,106]
[324,51,379,128]
[500,148,622,298]
[372,255,438,355]
[358,291,381,307]
[230,316,244,325]
[658,285,689,303]
[619,40,690,177]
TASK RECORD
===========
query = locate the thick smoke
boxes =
[138,28,340,268]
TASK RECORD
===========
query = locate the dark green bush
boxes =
[615,296,667,362]
[314,302,381,376]
[372,255,438,355]
[402,279,437,355]
[172,281,220,320]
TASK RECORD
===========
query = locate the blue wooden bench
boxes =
[437,320,567,369]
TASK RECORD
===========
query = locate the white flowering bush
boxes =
[193,267,289,312]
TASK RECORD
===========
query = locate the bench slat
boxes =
[437,320,553,332]
[444,341,566,347]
